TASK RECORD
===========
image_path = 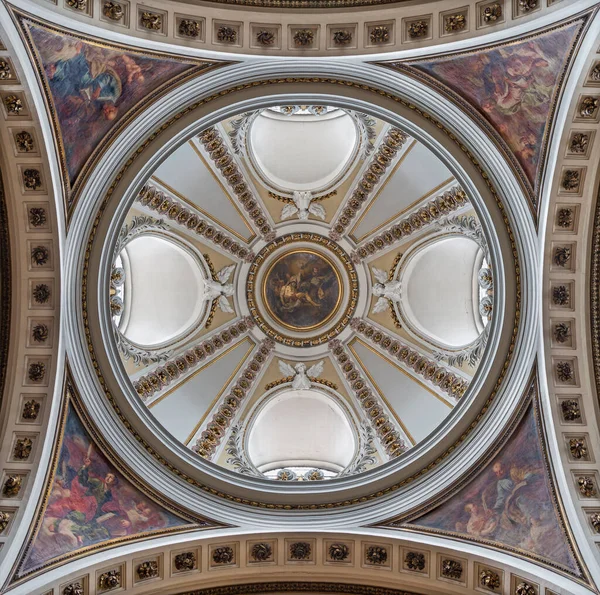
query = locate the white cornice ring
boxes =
[64,60,537,528]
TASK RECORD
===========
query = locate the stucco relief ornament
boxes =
[281,191,326,221]
[200,264,236,313]
[137,560,159,579]
[217,26,238,44]
[256,30,275,46]
[15,131,34,152]
[553,322,570,343]
[0,511,10,532]
[561,399,581,421]
[13,437,33,460]
[515,583,535,595]
[290,542,311,559]
[553,246,571,267]
[294,29,314,47]
[103,1,124,21]
[226,424,261,476]
[569,437,587,459]
[366,546,387,565]
[278,360,324,390]
[329,543,350,561]
[66,0,87,10]
[578,475,597,497]
[4,95,23,114]
[483,4,502,22]
[179,19,201,38]
[580,96,599,118]
[0,60,11,79]
[370,267,401,314]
[33,283,50,304]
[174,551,196,571]
[63,584,84,595]
[98,569,121,591]
[251,543,273,561]
[333,30,353,45]
[277,468,297,481]
[141,12,162,31]
[479,569,501,590]
[441,559,463,580]
[338,422,377,476]
[22,399,40,420]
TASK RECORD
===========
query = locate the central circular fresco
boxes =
[263,250,341,331]
[247,233,358,347]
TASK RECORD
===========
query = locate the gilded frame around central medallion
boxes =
[71,70,528,513]
[261,248,344,332]
[248,233,358,347]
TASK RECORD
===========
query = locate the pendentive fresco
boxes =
[17,15,220,193]
[389,18,585,200]
[384,383,582,578]
[16,395,201,579]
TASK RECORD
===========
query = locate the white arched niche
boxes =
[118,234,207,347]
[399,235,483,350]
[246,389,357,473]
[247,108,359,194]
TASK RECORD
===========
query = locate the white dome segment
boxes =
[248,108,359,193]
[119,234,207,347]
[400,236,482,350]
[247,389,357,473]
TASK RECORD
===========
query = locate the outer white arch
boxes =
[64,60,537,529]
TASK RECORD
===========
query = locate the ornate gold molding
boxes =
[193,339,275,458]
[133,318,254,401]
[198,127,275,240]
[247,233,358,347]
[352,186,468,261]
[350,319,468,399]
[138,184,254,261]
[330,128,408,240]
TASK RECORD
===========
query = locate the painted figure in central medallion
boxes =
[264,250,341,331]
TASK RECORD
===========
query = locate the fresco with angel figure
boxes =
[264,250,341,330]
[410,404,579,574]
[19,403,186,575]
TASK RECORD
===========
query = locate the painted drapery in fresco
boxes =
[405,404,579,575]
[405,20,583,190]
[19,403,189,575]
[22,20,202,184]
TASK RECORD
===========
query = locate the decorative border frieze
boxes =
[137,184,254,261]
[198,127,275,240]
[193,339,275,458]
[330,128,408,240]
[133,318,254,401]
[352,186,468,261]
[350,319,468,399]
[328,338,407,458]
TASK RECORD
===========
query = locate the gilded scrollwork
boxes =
[199,128,275,239]
[330,128,407,239]
[351,319,468,399]
[329,337,406,457]
[137,185,254,261]
[352,186,468,260]
[194,339,274,458]
[133,318,254,401]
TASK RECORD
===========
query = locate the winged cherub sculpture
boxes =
[278,360,324,390]
[200,264,236,313]
[371,267,402,314]
[280,191,326,221]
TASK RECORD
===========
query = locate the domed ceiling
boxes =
[109,105,495,482]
